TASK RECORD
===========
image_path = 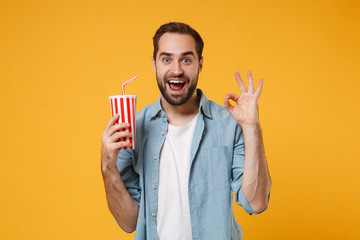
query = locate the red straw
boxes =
[122,75,138,95]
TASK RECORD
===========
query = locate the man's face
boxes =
[152,33,203,106]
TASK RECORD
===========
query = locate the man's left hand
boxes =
[224,71,263,127]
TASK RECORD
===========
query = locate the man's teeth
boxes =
[169,80,185,84]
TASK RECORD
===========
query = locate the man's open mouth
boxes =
[168,80,186,91]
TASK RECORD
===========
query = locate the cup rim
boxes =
[109,95,137,99]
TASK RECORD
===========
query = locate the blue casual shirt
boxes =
[116,89,264,240]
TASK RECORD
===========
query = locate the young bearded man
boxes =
[101,22,271,240]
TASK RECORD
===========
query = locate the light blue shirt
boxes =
[116,89,265,240]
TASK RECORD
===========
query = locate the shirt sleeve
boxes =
[231,124,267,215]
[116,149,141,207]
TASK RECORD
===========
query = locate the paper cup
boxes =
[109,95,137,150]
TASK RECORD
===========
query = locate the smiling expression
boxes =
[152,33,203,106]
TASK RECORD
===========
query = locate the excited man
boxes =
[101,22,271,240]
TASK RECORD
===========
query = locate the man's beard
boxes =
[157,72,198,106]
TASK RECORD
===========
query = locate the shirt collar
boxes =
[148,95,163,118]
[148,89,212,119]
[197,89,212,119]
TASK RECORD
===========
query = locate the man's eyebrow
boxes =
[181,51,195,57]
[158,51,196,57]
[158,52,172,57]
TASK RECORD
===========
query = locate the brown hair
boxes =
[153,22,204,61]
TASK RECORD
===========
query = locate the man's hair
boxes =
[153,22,204,61]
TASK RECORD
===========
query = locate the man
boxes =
[101,22,271,240]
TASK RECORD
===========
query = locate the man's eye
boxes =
[182,58,191,63]
[163,58,170,63]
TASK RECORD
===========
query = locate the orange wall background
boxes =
[1,0,359,239]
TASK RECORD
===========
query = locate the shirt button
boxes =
[154,156,158,160]
[156,117,159,120]
[161,113,164,117]
[152,212,156,217]
[152,184,157,189]
[161,131,165,136]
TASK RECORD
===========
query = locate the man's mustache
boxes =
[165,73,189,81]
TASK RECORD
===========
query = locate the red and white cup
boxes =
[109,95,137,150]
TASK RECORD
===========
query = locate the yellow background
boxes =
[1,0,359,239]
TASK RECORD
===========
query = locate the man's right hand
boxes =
[101,114,139,233]
[101,114,133,171]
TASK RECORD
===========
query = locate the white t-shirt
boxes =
[157,115,198,240]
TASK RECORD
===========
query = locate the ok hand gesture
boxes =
[224,71,263,127]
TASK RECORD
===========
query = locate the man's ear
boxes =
[199,56,203,73]
[152,56,156,73]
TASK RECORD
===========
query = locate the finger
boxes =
[105,114,120,132]
[113,141,132,150]
[247,71,254,94]
[255,79,263,101]
[225,93,240,103]
[235,71,247,94]
[223,98,234,114]
[224,93,240,114]
[110,131,133,143]
[108,122,131,136]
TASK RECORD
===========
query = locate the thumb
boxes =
[224,97,234,114]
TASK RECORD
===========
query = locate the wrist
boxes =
[240,122,261,130]
[240,123,262,137]
[101,162,119,176]
[102,165,122,192]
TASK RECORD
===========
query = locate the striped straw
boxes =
[122,75,138,95]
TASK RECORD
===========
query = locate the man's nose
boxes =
[171,61,184,75]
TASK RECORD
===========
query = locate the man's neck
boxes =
[161,91,200,126]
